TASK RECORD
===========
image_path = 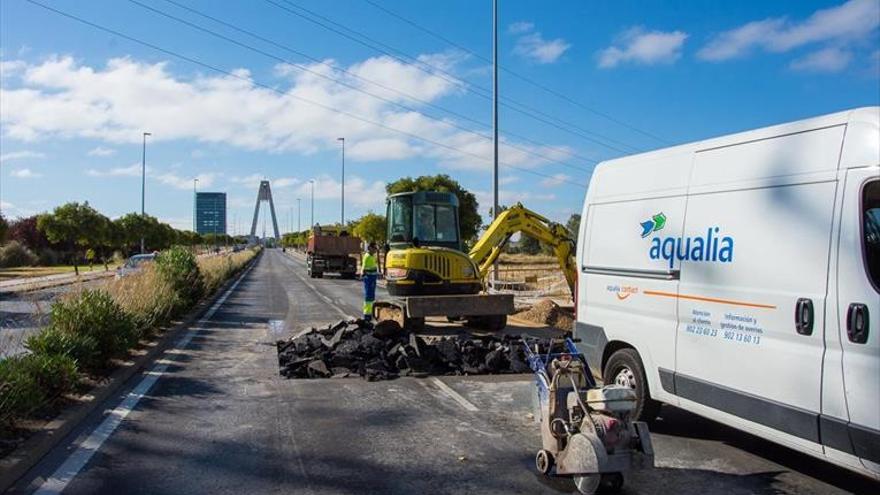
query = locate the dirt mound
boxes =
[276,319,542,381]
[514,299,574,331]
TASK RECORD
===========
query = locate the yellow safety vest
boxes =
[362,252,378,273]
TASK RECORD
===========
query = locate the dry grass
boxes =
[107,266,177,334]
[0,266,78,281]
[198,249,258,295]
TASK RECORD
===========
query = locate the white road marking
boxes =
[33,264,254,495]
[430,377,479,412]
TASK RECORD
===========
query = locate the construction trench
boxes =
[276,318,547,381]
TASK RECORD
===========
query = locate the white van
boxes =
[575,106,880,478]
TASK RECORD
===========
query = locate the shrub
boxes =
[155,246,204,311]
[25,327,99,370]
[0,240,38,268]
[48,289,136,371]
[37,248,63,266]
[0,353,77,422]
[110,265,177,334]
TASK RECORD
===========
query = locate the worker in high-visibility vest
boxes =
[360,242,379,321]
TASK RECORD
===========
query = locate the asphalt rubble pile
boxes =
[277,319,542,381]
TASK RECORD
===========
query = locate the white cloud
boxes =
[293,174,385,209]
[227,196,252,208]
[86,163,142,177]
[511,24,571,64]
[274,177,300,188]
[348,138,416,160]
[9,167,42,178]
[598,27,688,68]
[0,150,44,163]
[499,175,520,185]
[540,173,571,187]
[790,47,854,72]
[508,21,535,35]
[158,216,192,231]
[228,174,298,191]
[229,174,265,189]
[1,60,27,80]
[86,163,213,190]
[87,146,115,156]
[474,189,557,218]
[698,0,880,61]
[156,171,216,190]
[1,54,571,174]
[0,200,32,219]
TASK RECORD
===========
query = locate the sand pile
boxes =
[514,299,574,331]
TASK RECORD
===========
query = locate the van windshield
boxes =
[863,180,880,290]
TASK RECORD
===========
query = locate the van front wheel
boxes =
[603,348,660,422]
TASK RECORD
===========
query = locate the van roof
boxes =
[589,106,879,202]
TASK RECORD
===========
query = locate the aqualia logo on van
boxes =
[641,213,735,269]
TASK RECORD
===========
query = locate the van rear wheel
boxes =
[603,348,660,422]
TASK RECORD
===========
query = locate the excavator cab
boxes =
[386,191,462,251]
[384,192,482,297]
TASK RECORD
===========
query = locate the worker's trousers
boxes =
[362,273,377,320]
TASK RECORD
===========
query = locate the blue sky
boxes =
[1,0,878,234]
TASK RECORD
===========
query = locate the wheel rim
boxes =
[573,474,601,495]
[614,366,637,389]
[536,451,548,472]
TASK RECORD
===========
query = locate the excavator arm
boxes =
[468,203,577,298]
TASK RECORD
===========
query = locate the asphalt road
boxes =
[9,249,878,494]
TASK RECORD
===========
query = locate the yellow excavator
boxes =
[376,190,576,331]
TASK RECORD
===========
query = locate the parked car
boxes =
[116,253,157,278]
[575,107,879,479]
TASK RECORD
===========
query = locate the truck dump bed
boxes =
[307,234,361,255]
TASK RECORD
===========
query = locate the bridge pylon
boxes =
[249,180,281,244]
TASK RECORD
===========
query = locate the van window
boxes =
[864,180,880,290]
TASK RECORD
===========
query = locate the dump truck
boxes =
[306,225,361,279]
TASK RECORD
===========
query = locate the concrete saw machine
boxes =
[524,338,654,494]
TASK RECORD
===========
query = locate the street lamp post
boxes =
[309,179,315,228]
[192,178,199,232]
[491,0,500,283]
[337,137,345,226]
[297,198,301,231]
[140,131,151,254]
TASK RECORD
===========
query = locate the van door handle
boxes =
[795,298,814,335]
[847,303,870,344]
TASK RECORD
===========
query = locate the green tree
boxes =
[519,234,542,255]
[566,214,581,241]
[386,175,480,243]
[37,202,108,275]
[351,212,386,244]
[0,212,8,243]
[114,213,147,255]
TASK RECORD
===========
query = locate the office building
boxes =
[195,192,227,235]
